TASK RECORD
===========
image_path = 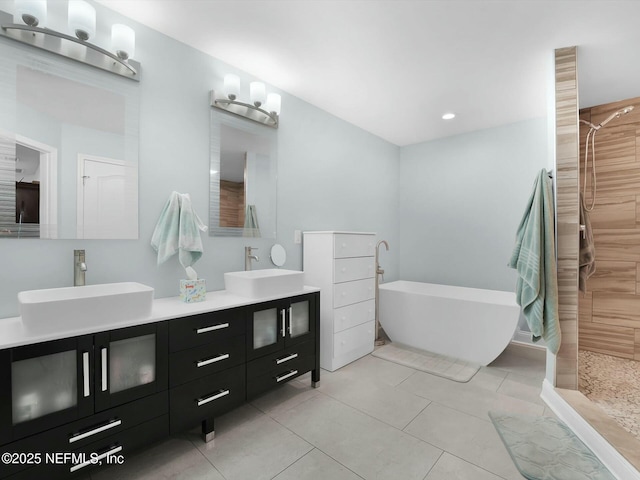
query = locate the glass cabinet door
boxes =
[108,334,156,394]
[246,299,286,360]
[284,294,316,347]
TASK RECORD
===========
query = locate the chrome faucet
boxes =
[375,240,389,346]
[74,249,87,286]
[244,246,259,271]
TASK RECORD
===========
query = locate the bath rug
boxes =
[489,411,616,480]
[371,343,479,382]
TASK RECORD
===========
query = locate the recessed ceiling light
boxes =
[442,113,455,120]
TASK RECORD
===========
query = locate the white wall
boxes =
[0,2,400,319]
[398,118,548,292]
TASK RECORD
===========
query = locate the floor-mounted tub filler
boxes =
[379,280,520,366]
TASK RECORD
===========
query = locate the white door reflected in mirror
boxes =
[270,244,286,267]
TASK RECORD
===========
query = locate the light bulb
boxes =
[68,0,96,41]
[224,74,240,101]
[15,0,47,27]
[112,24,135,60]
[250,82,266,108]
[264,93,281,115]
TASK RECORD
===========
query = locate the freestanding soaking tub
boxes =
[378,280,520,365]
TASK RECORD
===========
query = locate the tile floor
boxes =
[90,345,549,480]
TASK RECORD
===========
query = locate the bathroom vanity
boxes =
[0,288,319,479]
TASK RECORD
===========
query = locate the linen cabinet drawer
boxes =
[247,354,316,400]
[333,321,375,358]
[333,300,375,333]
[169,309,244,352]
[169,335,245,387]
[169,365,245,434]
[333,257,375,283]
[333,278,375,308]
[246,341,314,379]
[333,234,375,258]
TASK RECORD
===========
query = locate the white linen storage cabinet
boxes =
[303,231,376,371]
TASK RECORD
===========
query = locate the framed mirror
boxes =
[0,39,139,239]
[209,110,277,238]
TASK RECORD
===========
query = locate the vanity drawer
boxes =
[333,321,375,359]
[0,391,168,478]
[169,309,244,352]
[169,334,245,387]
[247,354,315,400]
[333,257,375,283]
[169,365,245,434]
[333,278,375,308]
[333,234,375,258]
[333,300,375,333]
[246,341,314,379]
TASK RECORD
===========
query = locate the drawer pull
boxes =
[276,353,298,365]
[101,347,108,392]
[69,419,122,444]
[275,370,298,383]
[197,353,230,368]
[70,445,123,473]
[197,323,229,334]
[82,351,90,398]
[197,389,230,407]
[288,307,293,335]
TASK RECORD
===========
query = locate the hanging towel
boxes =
[243,204,261,238]
[579,194,596,293]
[151,192,208,269]
[508,169,561,354]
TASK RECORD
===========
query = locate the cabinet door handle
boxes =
[288,307,293,335]
[197,323,229,334]
[101,347,108,392]
[82,351,90,398]
[197,389,230,407]
[197,353,230,368]
[280,309,286,337]
[69,419,122,444]
[275,370,298,383]
[70,445,123,473]
[276,353,298,365]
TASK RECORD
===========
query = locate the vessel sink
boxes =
[224,269,304,299]
[18,282,154,333]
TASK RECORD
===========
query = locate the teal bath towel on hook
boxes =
[508,169,561,354]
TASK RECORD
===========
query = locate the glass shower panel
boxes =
[253,308,278,349]
[11,350,77,424]
[109,334,156,394]
[290,300,310,338]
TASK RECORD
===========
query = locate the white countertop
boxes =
[0,286,320,350]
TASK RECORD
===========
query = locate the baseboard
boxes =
[540,379,640,480]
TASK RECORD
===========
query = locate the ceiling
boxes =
[96,0,640,147]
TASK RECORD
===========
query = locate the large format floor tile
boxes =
[274,393,443,480]
[273,449,364,480]
[424,452,506,480]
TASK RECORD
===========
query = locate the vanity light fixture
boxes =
[210,74,281,128]
[0,0,140,81]
[442,113,456,120]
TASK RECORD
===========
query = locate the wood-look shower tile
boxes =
[585,260,636,294]
[635,330,640,361]
[593,292,640,328]
[593,229,640,262]
[593,163,640,197]
[579,321,635,359]
[637,264,640,294]
[587,195,636,229]
[581,125,636,167]
[579,292,592,324]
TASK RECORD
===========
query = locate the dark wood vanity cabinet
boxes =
[0,291,320,479]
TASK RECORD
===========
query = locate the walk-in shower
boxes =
[580,105,634,210]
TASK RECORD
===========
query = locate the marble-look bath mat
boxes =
[489,411,615,480]
[371,343,479,382]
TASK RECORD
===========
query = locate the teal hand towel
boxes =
[508,169,561,354]
[151,192,208,268]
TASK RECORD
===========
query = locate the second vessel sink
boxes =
[19,282,154,333]
[224,269,304,299]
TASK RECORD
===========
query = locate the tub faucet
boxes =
[74,249,87,286]
[244,246,259,271]
[375,240,389,346]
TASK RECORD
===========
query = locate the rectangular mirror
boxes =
[209,111,277,238]
[0,39,139,239]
